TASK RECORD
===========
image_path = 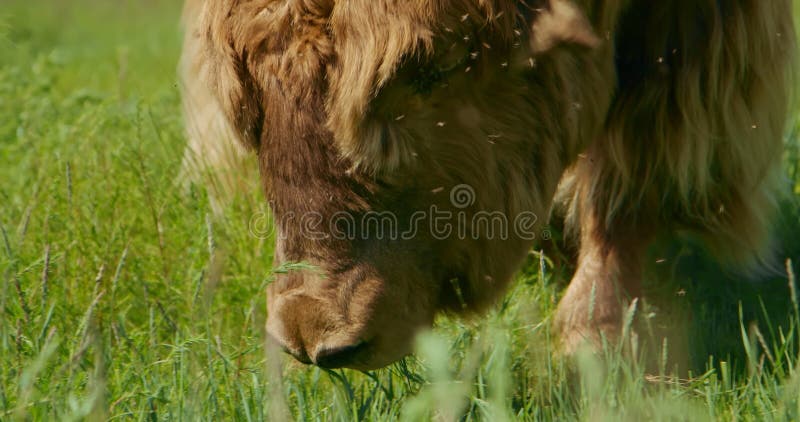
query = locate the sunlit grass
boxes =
[2,1,800,420]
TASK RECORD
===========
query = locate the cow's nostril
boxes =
[267,333,312,364]
[284,346,313,365]
[313,342,367,368]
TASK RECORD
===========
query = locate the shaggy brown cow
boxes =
[180,0,797,370]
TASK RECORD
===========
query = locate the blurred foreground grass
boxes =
[2,1,800,420]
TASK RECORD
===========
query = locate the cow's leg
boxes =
[552,152,658,354]
[554,209,653,354]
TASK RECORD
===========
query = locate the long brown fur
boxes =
[562,1,796,270]
[181,0,796,367]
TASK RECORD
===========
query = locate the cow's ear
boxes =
[530,0,599,54]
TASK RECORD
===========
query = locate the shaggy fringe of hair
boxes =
[561,0,797,274]
[326,0,527,172]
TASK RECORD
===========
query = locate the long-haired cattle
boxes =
[180,0,796,369]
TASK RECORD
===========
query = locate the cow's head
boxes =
[196,0,606,369]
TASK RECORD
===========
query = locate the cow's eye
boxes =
[410,63,446,96]
[408,37,473,96]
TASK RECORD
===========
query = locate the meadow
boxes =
[2,1,800,420]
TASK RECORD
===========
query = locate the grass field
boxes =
[3,1,800,420]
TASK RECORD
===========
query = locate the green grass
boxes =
[2,1,800,420]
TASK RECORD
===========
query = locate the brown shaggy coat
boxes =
[181,0,796,367]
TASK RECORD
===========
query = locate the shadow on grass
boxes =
[637,195,800,376]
